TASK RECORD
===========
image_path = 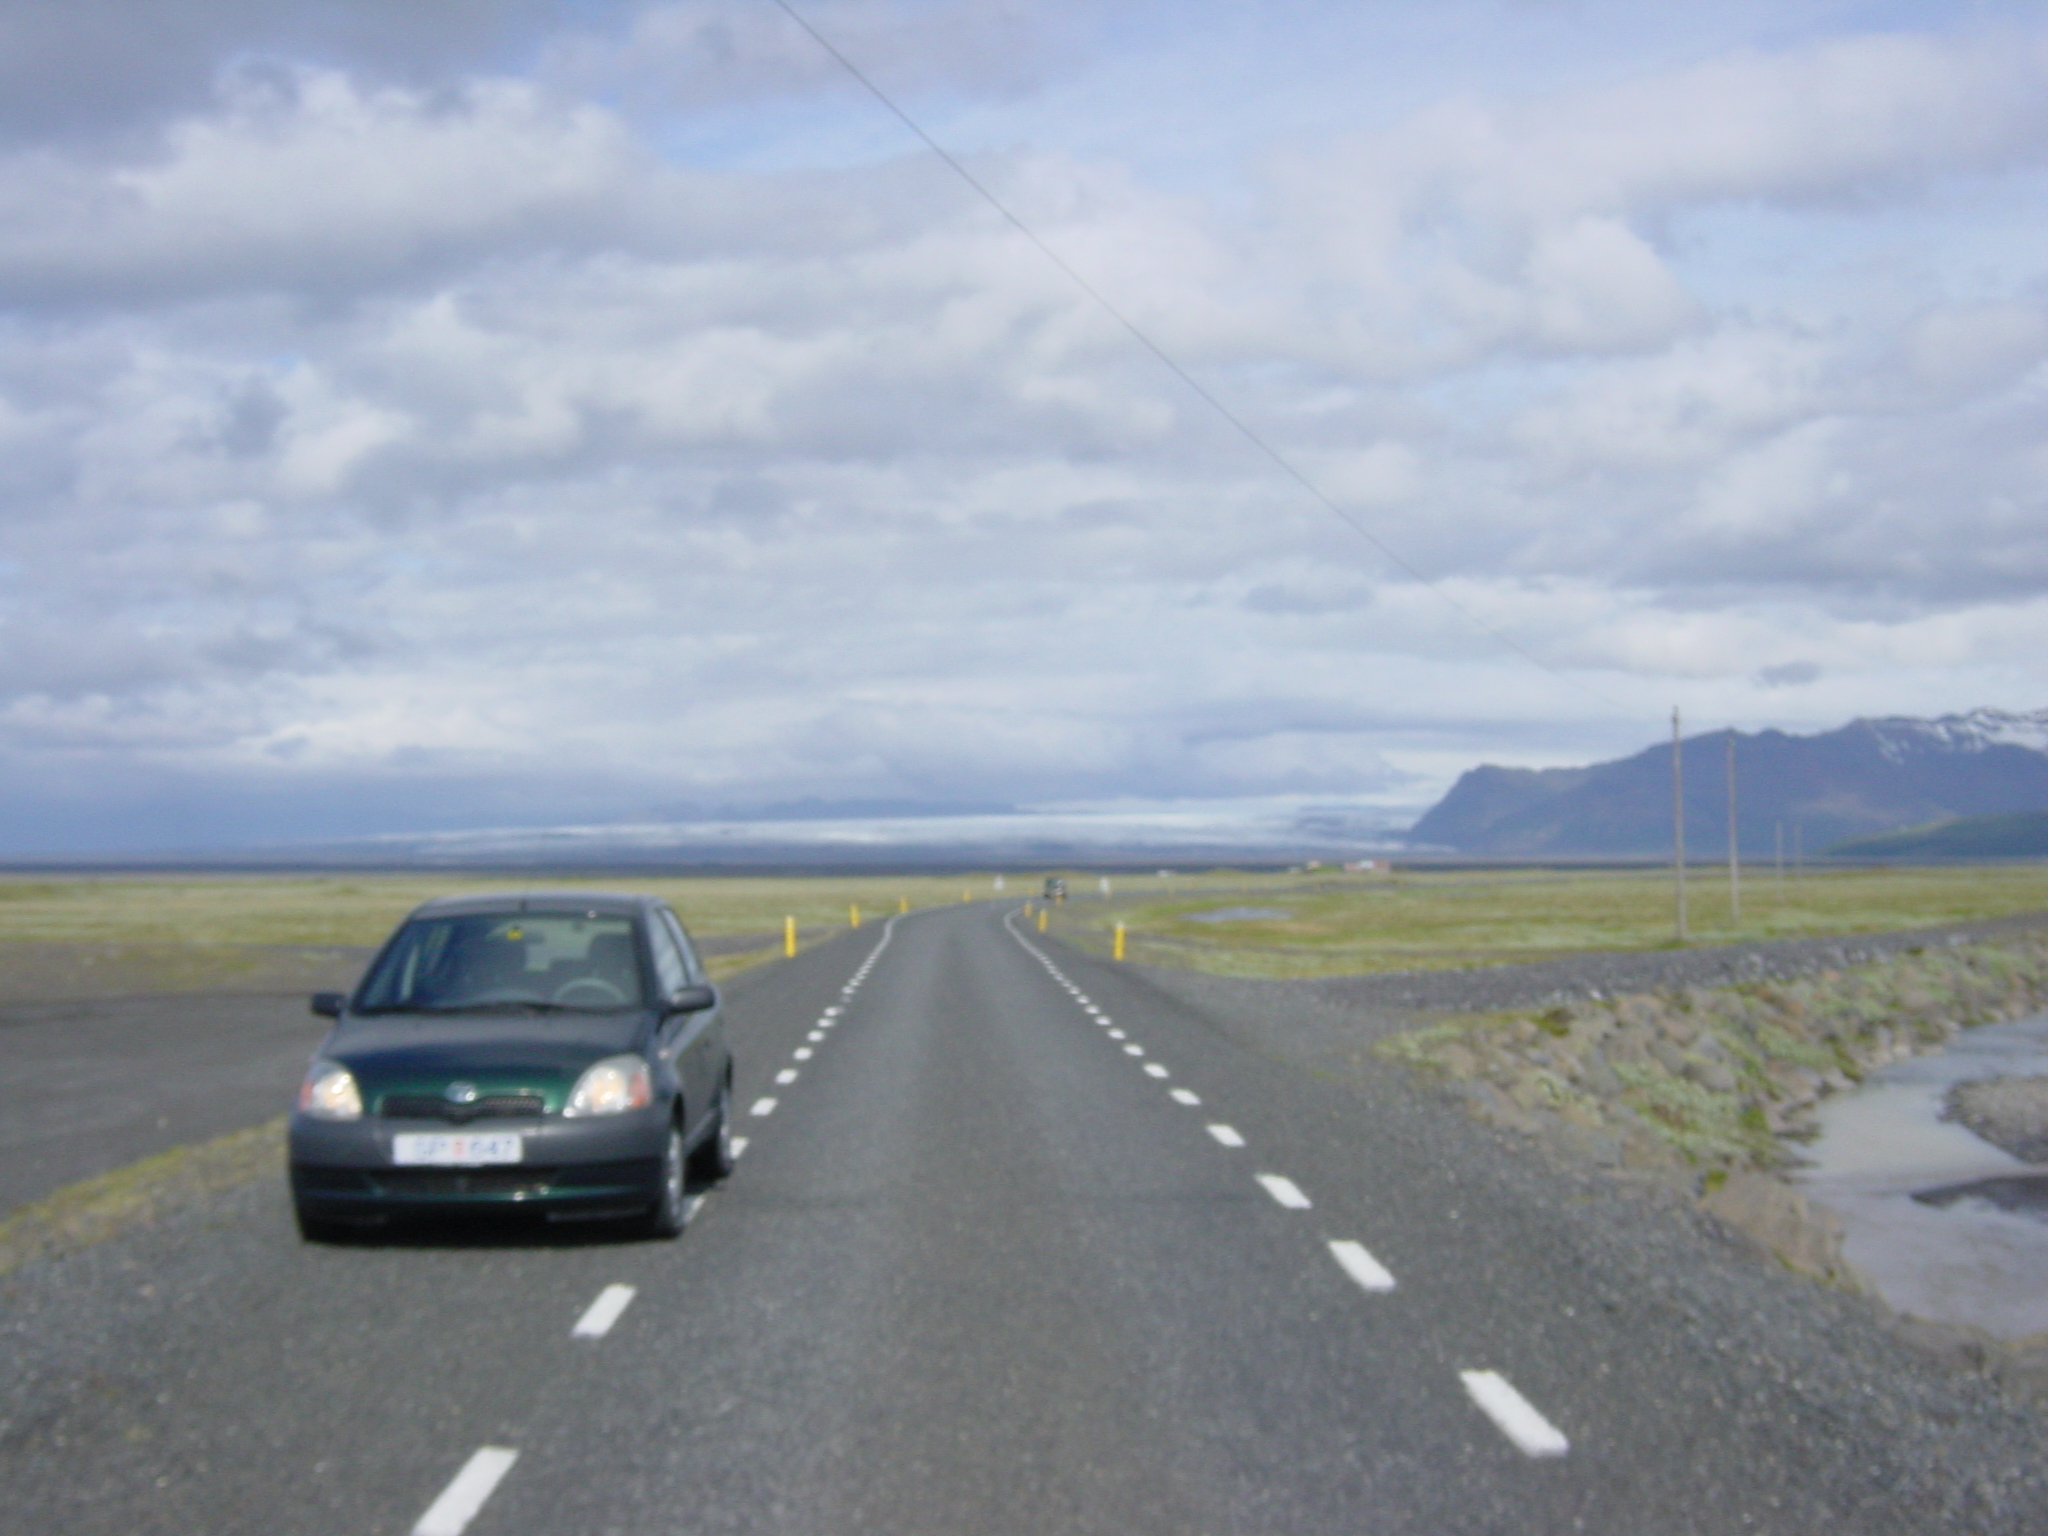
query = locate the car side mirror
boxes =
[666,983,717,1015]
[310,991,345,1019]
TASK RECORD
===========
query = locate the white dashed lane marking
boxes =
[1256,1174,1313,1210]
[1328,1239,1397,1293]
[413,1447,518,1536]
[730,1136,748,1159]
[793,1048,813,1061]
[749,1097,777,1117]
[1460,1370,1570,1458]
[775,1068,799,1085]
[571,1284,637,1339]
[1005,910,1566,1457]
[806,1032,824,1043]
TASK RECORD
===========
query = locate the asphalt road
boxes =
[4,904,2045,1534]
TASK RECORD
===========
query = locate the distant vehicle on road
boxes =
[1043,877,1067,903]
[288,892,732,1241]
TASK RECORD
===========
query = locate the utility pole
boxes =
[1775,820,1785,888]
[1727,730,1740,924]
[1673,707,1687,943]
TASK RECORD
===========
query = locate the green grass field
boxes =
[1039,864,2048,979]
[0,870,1024,994]
[3,863,2046,997]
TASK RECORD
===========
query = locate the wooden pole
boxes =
[1673,707,1687,943]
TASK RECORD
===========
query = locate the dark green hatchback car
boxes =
[289,892,734,1241]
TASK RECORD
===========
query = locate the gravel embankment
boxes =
[1310,911,2048,1014]
[1948,1076,2048,1162]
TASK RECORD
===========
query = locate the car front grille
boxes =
[378,1093,548,1122]
[367,1168,558,1199]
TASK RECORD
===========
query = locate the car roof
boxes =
[406,891,656,919]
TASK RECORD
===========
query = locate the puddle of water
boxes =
[1795,1012,2048,1339]
[1800,1013,2048,1187]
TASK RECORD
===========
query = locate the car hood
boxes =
[326,1011,649,1107]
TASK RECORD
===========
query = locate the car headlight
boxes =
[298,1060,363,1121]
[563,1054,653,1117]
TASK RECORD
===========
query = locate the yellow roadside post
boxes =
[784,916,796,958]
[1113,922,1126,961]
[1036,908,1048,933]
[961,888,970,903]
[850,903,861,929]
[899,896,909,914]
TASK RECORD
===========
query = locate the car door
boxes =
[661,907,726,1125]
[644,911,702,1128]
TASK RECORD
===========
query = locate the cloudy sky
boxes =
[1,0,2044,853]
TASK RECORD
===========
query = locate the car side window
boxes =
[646,914,688,999]
[661,909,706,985]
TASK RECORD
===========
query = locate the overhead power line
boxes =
[769,0,1624,710]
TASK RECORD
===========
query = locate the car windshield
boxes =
[354,911,646,1013]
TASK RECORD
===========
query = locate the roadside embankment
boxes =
[1378,928,2048,1401]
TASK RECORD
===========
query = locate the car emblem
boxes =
[445,1081,480,1104]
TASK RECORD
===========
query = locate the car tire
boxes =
[642,1120,689,1239]
[687,1081,736,1185]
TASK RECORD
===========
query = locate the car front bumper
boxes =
[289,1108,669,1223]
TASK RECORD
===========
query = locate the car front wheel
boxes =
[642,1121,688,1239]
[688,1081,736,1185]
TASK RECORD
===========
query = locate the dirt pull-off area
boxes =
[0,941,372,1003]
[1946,1075,2048,1162]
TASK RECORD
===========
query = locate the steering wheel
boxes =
[553,976,628,1006]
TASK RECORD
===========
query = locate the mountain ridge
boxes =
[1407,708,2048,857]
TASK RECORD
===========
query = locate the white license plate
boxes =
[391,1132,524,1167]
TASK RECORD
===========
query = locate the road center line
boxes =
[1107,1029,1126,1040]
[1207,1124,1245,1147]
[571,1284,637,1339]
[806,1032,824,1043]
[1170,1088,1202,1106]
[749,1097,778,1117]
[792,1047,812,1060]
[1256,1174,1312,1209]
[413,1447,518,1536]
[774,1068,798,1085]
[1143,1063,1170,1078]
[730,1136,748,1158]
[1328,1239,1396,1292]
[1123,1044,1144,1057]
[1459,1370,1570,1457]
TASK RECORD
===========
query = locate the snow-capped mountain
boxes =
[1862,708,2048,762]
[1408,709,2048,857]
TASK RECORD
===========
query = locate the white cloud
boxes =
[1,5,2047,851]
